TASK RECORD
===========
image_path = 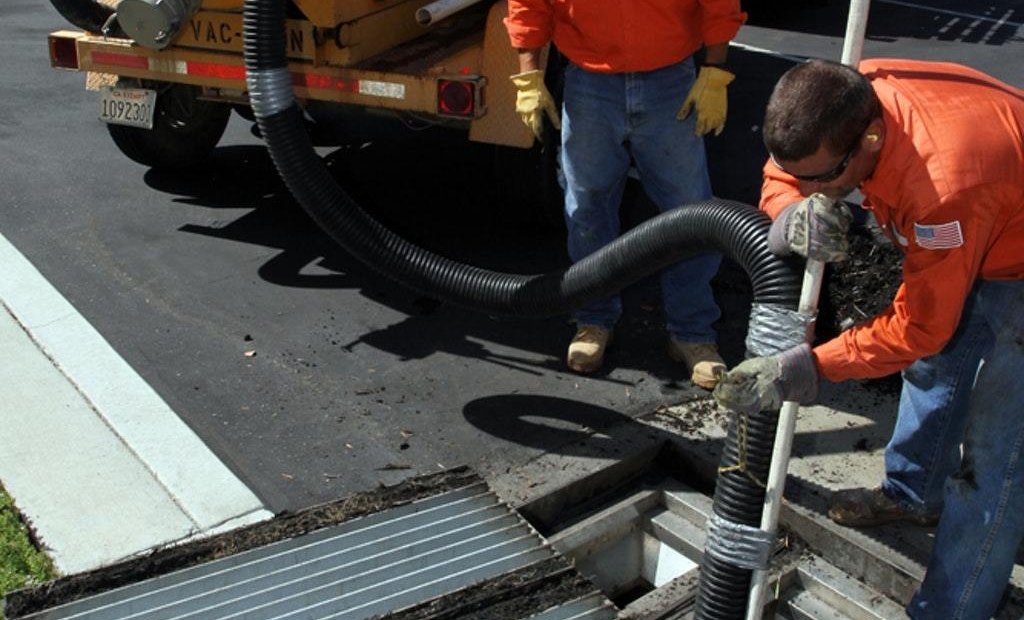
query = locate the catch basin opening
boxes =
[543,479,710,609]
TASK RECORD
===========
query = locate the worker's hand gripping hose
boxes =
[768,193,853,263]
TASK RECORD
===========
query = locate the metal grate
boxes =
[23,482,612,620]
[524,593,618,620]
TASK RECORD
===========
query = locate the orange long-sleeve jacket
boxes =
[504,0,746,74]
[760,59,1024,383]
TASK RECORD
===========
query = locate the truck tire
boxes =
[48,0,126,37]
[107,82,231,169]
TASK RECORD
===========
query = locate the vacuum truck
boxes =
[47,0,561,218]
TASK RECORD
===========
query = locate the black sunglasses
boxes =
[770,141,858,183]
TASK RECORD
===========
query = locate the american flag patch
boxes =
[914,220,963,250]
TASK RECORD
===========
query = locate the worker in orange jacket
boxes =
[504,0,746,387]
[715,58,1024,619]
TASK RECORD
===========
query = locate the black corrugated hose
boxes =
[693,410,783,618]
[242,1,800,617]
[48,0,126,37]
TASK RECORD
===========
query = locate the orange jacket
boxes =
[760,59,1024,383]
[504,0,745,74]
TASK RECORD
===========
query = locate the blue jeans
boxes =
[894,280,1024,619]
[560,59,721,342]
[883,287,994,514]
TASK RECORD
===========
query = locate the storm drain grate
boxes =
[20,482,612,620]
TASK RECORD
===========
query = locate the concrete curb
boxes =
[0,232,272,575]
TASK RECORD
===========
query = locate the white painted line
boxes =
[729,41,810,64]
[0,232,272,574]
[876,0,1023,29]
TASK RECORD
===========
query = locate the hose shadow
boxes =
[463,394,655,456]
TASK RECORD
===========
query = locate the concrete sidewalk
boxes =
[0,232,272,576]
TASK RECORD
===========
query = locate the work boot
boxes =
[566,325,612,374]
[828,487,940,527]
[668,340,725,389]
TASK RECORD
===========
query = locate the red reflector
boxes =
[92,51,149,70]
[49,35,79,69]
[437,79,475,118]
[294,73,355,92]
[187,61,246,81]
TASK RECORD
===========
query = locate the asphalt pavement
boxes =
[0,231,271,575]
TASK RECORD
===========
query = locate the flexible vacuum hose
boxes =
[693,410,781,619]
[243,1,797,617]
[48,0,125,37]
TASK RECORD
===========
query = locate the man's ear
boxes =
[863,119,884,152]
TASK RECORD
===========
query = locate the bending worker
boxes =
[714,58,1024,619]
[503,0,746,388]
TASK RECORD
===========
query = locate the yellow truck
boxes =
[47,0,561,217]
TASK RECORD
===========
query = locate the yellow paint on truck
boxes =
[175,11,314,60]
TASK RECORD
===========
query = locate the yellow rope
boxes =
[717,412,767,488]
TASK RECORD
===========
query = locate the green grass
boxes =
[1,484,55,614]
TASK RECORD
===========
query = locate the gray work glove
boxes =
[713,344,819,414]
[767,193,853,262]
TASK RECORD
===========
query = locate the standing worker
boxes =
[714,58,1024,619]
[504,0,746,388]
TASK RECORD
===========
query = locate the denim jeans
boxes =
[898,279,1024,619]
[883,287,994,514]
[560,59,722,342]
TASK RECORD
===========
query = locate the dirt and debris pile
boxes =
[819,224,903,339]
[818,223,905,394]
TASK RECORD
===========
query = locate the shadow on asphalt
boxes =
[464,393,659,456]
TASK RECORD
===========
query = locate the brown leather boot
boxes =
[668,340,726,389]
[828,487,940,527]
[566,326,612,374]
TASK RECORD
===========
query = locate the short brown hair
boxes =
[763,59,881,161]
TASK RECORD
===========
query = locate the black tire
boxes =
[106,82,231,169]
[48,0,126,37]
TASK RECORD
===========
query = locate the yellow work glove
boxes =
[510,70,561,140]
[677,65,735,137]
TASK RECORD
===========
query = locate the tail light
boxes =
[437,77,485,119]
[49,33,80,69]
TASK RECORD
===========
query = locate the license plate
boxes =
[99,86,156,129]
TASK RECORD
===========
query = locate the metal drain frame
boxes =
[3,467,615,620]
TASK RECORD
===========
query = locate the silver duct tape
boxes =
[704,512,775,570]
[745,302,814,357]
[246,67,294,118]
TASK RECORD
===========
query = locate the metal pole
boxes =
[415,0,486,26]
[744,257,825,620]
[743,2,871,617]
[842,0,872,67]
[744,3,871,616]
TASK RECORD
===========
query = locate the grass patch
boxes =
[1,483,55,612]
